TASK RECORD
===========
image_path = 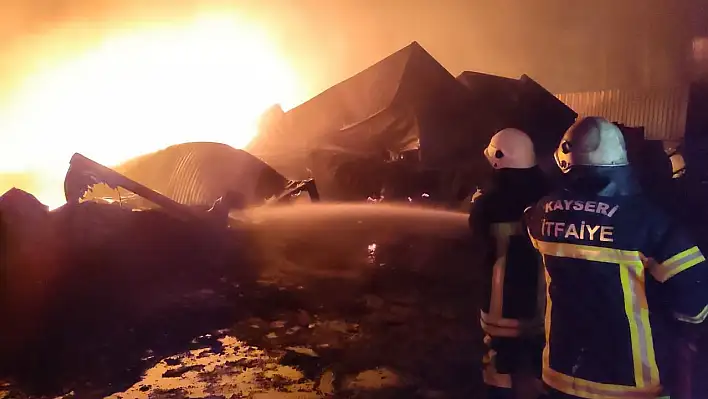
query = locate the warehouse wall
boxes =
[556,86,690,141]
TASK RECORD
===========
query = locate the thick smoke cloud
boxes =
[0,0,702,103]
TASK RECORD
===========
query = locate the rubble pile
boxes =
[0,191,259,396]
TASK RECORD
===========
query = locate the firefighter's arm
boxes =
[522,204,541,245]
[468,190,490,237]
[645,220,708,324]
[468,191,496,261]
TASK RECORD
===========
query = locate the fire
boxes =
[0,14,301,209]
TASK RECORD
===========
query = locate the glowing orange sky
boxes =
[0,9,306,208]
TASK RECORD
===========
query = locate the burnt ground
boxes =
[0,201,483,399]
[1,200,707,399]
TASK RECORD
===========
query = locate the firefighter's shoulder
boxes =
[524,193,554,216]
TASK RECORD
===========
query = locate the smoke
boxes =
[245,0,697,93]
[0,0,699,103]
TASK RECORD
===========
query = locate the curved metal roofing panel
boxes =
[89,142,287,207]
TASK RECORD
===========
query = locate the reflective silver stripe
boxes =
[491,222,523,237]
[483,368,512,389]
[675,304,708,324]
[480,311,543,333]
[650,246,705,282]
[481,321,520,337]
[482,346,513,389]
[480,318,543,338]
[481,311,522,328]
[490,256,507,321]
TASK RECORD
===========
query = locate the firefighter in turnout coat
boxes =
[470,128,550,399]
[524,116,708,398]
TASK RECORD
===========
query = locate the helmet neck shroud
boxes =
[487,165,547,193]
[562,165,642,197]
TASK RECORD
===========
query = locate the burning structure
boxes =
[248,42,576,206]
[56,42,688,213]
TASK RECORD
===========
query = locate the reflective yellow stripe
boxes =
[532,239,643,266]
[544,367,663,399]
[535,240,662,397]
[675,304,708,324]
[480,313,544,338]
[620,263,659,388]
[650,246,706,282]
[542,257,552,379]
[488,222,523,324]
[621,265,644,387]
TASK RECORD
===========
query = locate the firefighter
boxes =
[469,128,550,399]
[524,116,708,399]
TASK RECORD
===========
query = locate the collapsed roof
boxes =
[248,42,490,174]
[77,43,578,207]
[85,142,288,207]
[248,42,577,191]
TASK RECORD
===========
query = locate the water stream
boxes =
[239,202,471,286]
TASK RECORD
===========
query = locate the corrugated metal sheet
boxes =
[87,143,287,207]
[556,86,690,141]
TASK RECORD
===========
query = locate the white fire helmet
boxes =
[555,116,629,173]
[484,128,537,169]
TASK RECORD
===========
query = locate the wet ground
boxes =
[0,201,483,398]
[2,199,707,399]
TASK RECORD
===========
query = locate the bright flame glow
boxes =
[0,14,301,209]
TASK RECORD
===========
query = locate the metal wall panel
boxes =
[556,86,690,141]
